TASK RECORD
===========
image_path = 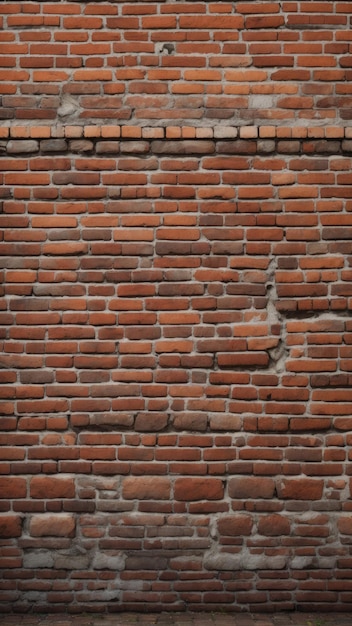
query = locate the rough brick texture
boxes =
[1,0,352,615]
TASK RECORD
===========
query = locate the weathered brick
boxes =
[258,514,291,536]
[338,517,352,535]
[277,478,324,500]
[7,140,39,153]
[55,554,89,570]
[0,515,22,537]
[152,140,215,155]
[92,552,125,570]
[30,476,75,499]
[3,0,352,613]
[122,476,171,500]
[40,139,67,152]
[174,478,224,501]
[229,477,275,499]
[29,513,76,537]
[0,477,27,498]
[218,515,253,536]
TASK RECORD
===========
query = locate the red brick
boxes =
[0,477,26,498]
[277,478,324,500]
[29,513,75,537]
[229,477,275,499]
[174,478,224,501]
[30,476,75,499]
[122,476,171,500]
[218,514,253,536]
[246,15,284,28]
[0,515,22,537]
[258,514,290,536]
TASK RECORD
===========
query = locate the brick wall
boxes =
[1,0,352,614]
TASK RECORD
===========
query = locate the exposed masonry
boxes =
[1,0,352,127]
[2,0,352,614]
[1,121,352,613]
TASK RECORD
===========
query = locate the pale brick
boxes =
[23,551,54,569]
[151,140,215,154]
[40,139,67,152]
[93,552,125,570]
[55,554,90,569]
[69,139,94,152]
[7,140,39,153]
